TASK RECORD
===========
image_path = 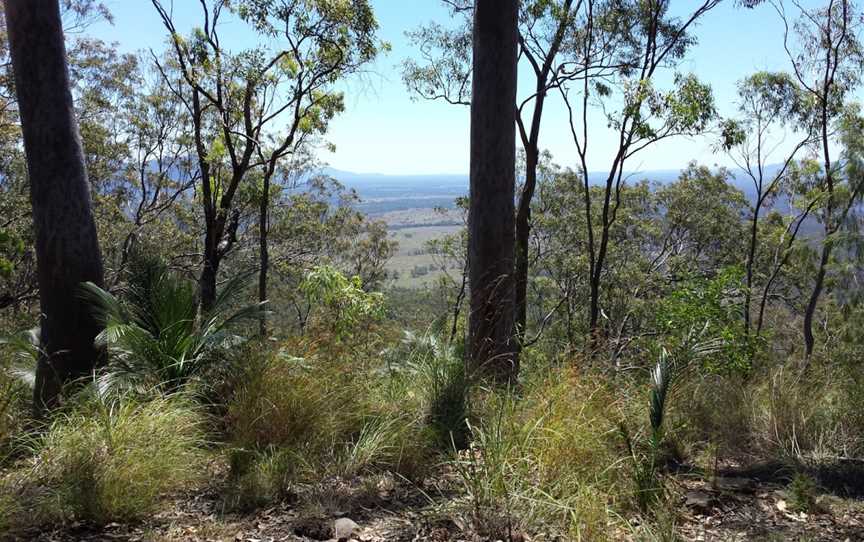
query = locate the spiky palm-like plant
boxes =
[81,263,262,395]
[627,328,725,512]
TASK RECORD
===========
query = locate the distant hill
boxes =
[320,165,778,215]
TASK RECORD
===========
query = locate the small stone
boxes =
[684,490,714,510]
[334,518,361,540]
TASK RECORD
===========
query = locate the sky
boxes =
[85,0,828,176]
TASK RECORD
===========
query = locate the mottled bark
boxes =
[4,0,105,414]
[467,0,519,382]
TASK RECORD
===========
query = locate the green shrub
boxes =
[0,394,205,529]
[788,472,819,513]
[395,332,471,451]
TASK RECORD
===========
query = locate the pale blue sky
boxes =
[86,0,825,175]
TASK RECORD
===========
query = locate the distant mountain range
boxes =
[320,165,780,215]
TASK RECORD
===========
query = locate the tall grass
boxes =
[450,368,633,540]
[0,393,205,530]
[221,344,440,508]
[0,328,37,463]
[670,362,864,467]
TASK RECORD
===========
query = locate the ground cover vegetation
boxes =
[4,0,864,540]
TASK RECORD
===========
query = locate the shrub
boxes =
[0,394,205,529]
[392,331,471,451]
[788,472,820,513]
[300,265,385,340]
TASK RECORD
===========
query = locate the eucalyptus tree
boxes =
[468,0,520,381]
[403,0,583,348]
[151,0,383,312]
[768,0,864,358]
[720,72,814,336]
[4,0,105,413]
[250,176,395,333]
[532,163,747,361]
[555,0,720,348]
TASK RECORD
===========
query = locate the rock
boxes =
[684,490,714,510]
[334,517,361,540]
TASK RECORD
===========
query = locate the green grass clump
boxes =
[227,354,364,458]
[451,368,633,540]
[0,394,205,529]
[223,349,437,508]
[0,369,27,463]
[788,472,820,513]
[0,328,37,463]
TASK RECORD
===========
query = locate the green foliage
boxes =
[0,394,204,529]
[300,265,385,338]
[655,267,751,374]
[393,331,471,451]
[0,330,34,462]
[0,230,24,279]
[670,357,864,469]
[450,369,633,540]
[788,473,820,513]
[82,256,261,394]
[224,346,434,498]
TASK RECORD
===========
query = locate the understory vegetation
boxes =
[3,270,864,539]
[4,0,864,540]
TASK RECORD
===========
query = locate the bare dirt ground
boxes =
[5,464,864,542]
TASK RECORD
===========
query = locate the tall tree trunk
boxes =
[199,208,237,312]
[5,0,105,415]
[258,170,272,337]
[803,242,831,359]
[467,0,519,382]
[513,147,537,348]
[744,203,761,335]
[200,233,219,312]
